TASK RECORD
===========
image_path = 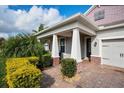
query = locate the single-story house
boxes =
[35,5,124,68]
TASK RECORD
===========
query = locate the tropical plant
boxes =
[1,33,45,58]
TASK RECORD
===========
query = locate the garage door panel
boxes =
[102,39,124,68]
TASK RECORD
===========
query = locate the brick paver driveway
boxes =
[41,62,124,88]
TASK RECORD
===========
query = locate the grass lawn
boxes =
[0,57,7,88]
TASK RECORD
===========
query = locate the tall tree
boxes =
[33,24,44,33]
[38,24,44,31]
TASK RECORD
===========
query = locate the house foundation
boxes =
[52,57,60,66]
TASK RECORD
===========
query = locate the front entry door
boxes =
[86,38,91,58]
[59,38,65,58]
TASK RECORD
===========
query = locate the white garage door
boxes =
[102,39,124,68]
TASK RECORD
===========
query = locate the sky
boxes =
[0,5,91,38]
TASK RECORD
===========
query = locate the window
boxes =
[59,38,65,53]
[94,10,105,21]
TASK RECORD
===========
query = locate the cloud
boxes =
[0,33,9,39]
[0,5,64,38]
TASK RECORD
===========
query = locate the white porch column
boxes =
[71,28,82,62]
[52,34,59,58]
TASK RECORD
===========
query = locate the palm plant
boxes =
[1,33,45,58]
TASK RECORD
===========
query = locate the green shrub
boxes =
[0,58,7,88]
[61,58,77,78]
[41,52,52,68]
[6,57,42,88]
[27,57,39,66]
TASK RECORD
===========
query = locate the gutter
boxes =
[98,23,124,31]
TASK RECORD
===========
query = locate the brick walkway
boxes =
[41,62,124,88]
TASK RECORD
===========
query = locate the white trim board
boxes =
[91,55,101,57]
[100,36,124,40]
[98,23,124,31]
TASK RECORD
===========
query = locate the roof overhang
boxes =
[34,13,98,38]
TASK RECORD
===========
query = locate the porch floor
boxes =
[41,62,124,88]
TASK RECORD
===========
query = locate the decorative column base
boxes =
[91,56,101,64]
[52,57,60,66]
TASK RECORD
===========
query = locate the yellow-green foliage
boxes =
[6,58,30,74]
[27,56,39,61]
[6,57,42,88]
[27,57,39,66]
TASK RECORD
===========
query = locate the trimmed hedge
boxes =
[6,57,42,88]
[40,53,52,68]
[61,58,77,78]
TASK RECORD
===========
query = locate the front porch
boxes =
[35,13,98,65]
[41,28,92,64]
